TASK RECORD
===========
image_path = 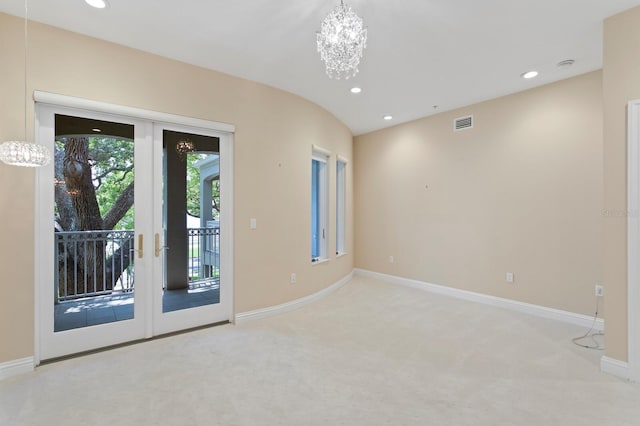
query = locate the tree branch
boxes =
[102,181,134,230]
[94,164,134,182]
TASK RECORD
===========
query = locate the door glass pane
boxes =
[162,130,220,313]
[53,114,135,332]
[311,159,320,258]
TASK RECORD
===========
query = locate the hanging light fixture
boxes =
[176,139,196,158]
[316,0,368,80]
[0,0,51,167]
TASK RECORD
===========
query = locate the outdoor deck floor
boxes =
[54,282,220,332]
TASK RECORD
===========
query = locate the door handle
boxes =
[137,234,143,259]
[155,233,169,257]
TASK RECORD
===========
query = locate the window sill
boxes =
[335,252,348,258]
[311,258,330,266]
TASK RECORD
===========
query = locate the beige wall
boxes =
[603,5,640,362]
[355,72,603,317]
[0,13,353,364]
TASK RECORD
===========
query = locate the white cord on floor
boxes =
[572,297,604,350]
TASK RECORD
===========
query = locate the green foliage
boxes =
[55,137,219,230]
[186,153,220,219]
[55,136,135,230]
[89,137,135,229]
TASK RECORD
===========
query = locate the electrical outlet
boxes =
[595,284,604,297]
[506,272,514,283]
[290,273,296,284]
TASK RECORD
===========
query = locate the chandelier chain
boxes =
[0,0,52,167]
[24,0,28,142]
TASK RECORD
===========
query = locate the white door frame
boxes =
[34,92,235,363]
[628,99,640,382]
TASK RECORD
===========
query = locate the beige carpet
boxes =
[2,275,640,425]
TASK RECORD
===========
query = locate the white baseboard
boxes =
[600,356,630,380]
[354,269,605,331]
[0,357,34,381]
[235,271,353,324]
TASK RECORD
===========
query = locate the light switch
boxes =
[250,218,257,229]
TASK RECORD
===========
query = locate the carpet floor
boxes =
[1,275,640,425]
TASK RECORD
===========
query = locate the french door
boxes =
[35,101,233,361]
[151,122,233,336]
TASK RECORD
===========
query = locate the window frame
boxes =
[336,157,347,256]
[311,145,330,262]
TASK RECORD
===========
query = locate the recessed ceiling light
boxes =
[92,128,102,133]
[350,87,362,94]
[85,0,108,9]
[383,115,393,121]
[521,71,539,79]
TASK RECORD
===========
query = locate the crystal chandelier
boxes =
[0,141,51,167]
[316,0,368,79]
[0,0,51,167]
[176,139,196,157]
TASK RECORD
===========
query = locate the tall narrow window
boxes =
[336,158,346,255]
[311,147,329,261]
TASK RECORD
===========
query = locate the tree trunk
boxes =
[63,137,104,231]
[54,145,76,231]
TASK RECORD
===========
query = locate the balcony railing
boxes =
[187,227,220,287]
[55,227,220,302]
[55,230,135,302]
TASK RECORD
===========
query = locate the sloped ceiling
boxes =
[2,0,640,135]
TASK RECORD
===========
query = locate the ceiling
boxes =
[2,0,640,136]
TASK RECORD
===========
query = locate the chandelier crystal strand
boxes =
[316,0,367,79]
[0,141,51,167]
[0,0,51,167]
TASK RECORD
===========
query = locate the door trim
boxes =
[628,99,640,382]
[33,91,235,134]
[34,93,235,364]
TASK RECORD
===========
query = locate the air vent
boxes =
[454,115,473,131]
